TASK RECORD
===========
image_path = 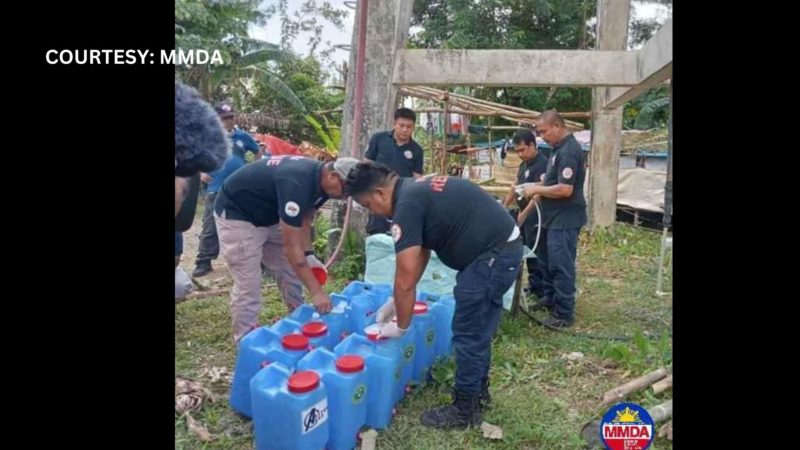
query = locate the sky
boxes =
[248,0,355,69]
[248,1,672,72]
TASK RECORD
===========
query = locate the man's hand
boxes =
[200,173,213,184]
[311,291,332,315]
[378,321,408,339]
[376,297,396,324]
[515,182,539,199]
[306,254,327,282]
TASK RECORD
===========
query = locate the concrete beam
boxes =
[392,49,639,87]
[588,0,631,229]
[336,0,415,240]
[604,19,672,109]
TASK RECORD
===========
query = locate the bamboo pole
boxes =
[599,367,668,408]
[652,375,673,394]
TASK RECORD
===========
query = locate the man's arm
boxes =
[421,247,431,268]
[502,185,517,208]
[520,153,578,200]
[301,209,316,253]
[241,132,260,155]
[281,220,331,313]
[364,134,379,161]
[413,145,424,178]
[527,183,573,199]
[393,245,429,330]
[517,195,539,226]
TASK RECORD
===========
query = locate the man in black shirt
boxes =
[363,107,424,234]
[518,110,587,328]
[214,156,359,342]
[502,129,548,300]
[345,161,522,430]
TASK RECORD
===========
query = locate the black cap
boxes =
[215,103,235,118]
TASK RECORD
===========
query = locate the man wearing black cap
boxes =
[214,155,360,342]
[192,103,262,278]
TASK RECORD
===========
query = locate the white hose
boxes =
[530,201,542,257]
[514,185,542,258]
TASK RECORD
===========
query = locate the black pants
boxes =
[452,240,522,394]
[537,228,580,320]
[522,219,547,299]
[195,192,219,266]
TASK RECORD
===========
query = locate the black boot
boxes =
[531,297,554,312]
[479,377,492,411]
[192,261,212,277]
[420,388,482,429]
[541,313,574,329]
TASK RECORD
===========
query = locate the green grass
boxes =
[176,223,672,449]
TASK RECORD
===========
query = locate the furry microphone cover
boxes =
[174,81,230,177]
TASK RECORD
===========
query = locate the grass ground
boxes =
[176,217,672,450]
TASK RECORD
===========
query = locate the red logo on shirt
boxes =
[430,176,448,193]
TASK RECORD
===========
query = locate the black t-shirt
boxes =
[540,134,587,230]
[364,131,424,177]
[390,176,515,271]
[214,155,329,228]
[516,151,548,212]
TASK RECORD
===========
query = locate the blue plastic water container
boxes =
[381,319,416,403]
[230,330,311,417]
[341,280,373,297]
[250,363,329,450]
[301,321,335,350]
[324,294,351,345]
[416,291,440,303]
[409,301,436,384]
[334,333,399,429]
[428,299,455,361]
[297,348,368,450]
[288,304,318,324]
[347,293,376,337]
[369,283,393,310]
[230,327,282,417]
[271,317,302,336]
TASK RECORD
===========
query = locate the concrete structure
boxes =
[342,0,672,229]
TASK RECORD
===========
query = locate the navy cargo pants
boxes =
[537,228,581,321]
[452,238,523,395]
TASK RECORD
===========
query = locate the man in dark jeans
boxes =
[502,129,548,299]
[518,110,587,328]
[193,103,260,277]
[363,107,424,235]
[344,161,522,430]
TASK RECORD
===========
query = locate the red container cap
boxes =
[288,371,320,393]
[302,321,328,337]
[413,302,429,314]
[335,355,365,373]
[312,267,328,285]
[281,333,310,351]
[365,325,384,341]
